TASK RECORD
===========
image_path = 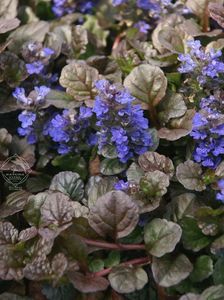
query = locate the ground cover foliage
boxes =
[1,0,224,299]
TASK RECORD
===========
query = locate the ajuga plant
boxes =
[1,0,224,300]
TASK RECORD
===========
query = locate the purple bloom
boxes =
[17,111,37,144]
[93,79,153,163]
[18,111,36,128]
[44,107,94,154]
[191,95,224,169]
[26,61,44,75]
[34,86,50,104]
[216,179,224,203]
[114,180,129,191]
[112,0,127,5]
[41,48,55,57]
[13,87,32,106]
[52,0,97,17]
[134,21,151,34]
[13,86,50,106]
[178,39,224,86]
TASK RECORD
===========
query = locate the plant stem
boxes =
[148,103,159,129]
[202,1,210,32]
[92,257,151,277]
[81,237,146,251]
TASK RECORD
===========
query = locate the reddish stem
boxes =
[202,1,210,32]
[92,257,151,277]
[81,237,146,251]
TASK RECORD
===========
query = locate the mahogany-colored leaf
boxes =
[68,271,109,293]
[88,191,139,239]
[209,3,224,28]
[138,152,174,178]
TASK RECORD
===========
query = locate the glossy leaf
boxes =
[88,191,139,239]
[144,218,182,257]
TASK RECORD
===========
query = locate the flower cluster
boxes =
[52,0,97,17]
[93,79,153,163]
[190,95,224,169]
[43,107,93,154]
[178,40,224,86]
[217,179,224,203]
[21,42,54,75]
[13,86,50,106]
[13,86,50,144]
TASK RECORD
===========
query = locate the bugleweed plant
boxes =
[1,0,224,299]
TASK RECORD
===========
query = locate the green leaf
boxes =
[124,64,167,106]
[158,92,187,125]
[176,160,206,192]
[0,190,30,219]
[100,158,127,176]
[213,257,224,285]
[170,193,201,222]
[139,170,170,199]
[190,256,213,282]
[126,163,144,184]
[42,283,76,300]
[152,254,193,287]
[59,233,88,264]
[83,15,109,48]
[89,259,104,272]
[201,285,224,300]
[8,21,50,54]
[144,218,182,257]
[88,191,139,239]
[181,217,212,252]
[104,251,120,268]
[52,154,87,180]
[26,174,51,193]
[59,60,101,104]
[44,90,75,109]
[50,171,84,201]
[0,51,28,87]
[211,235,224,255]
[23,192,49,227]
[138,151,174,178]
[108,266,148,294]
[179,294,200,300]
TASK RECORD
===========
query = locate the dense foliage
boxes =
[1,0,224,299]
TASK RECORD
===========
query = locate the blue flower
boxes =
[93,79,153,163]
[13,86,50,106]
[137,0,160,10]
[13,87,32,106]
[114,180,129,191]
[17,111,37,144]
[178,39,224,86]
[216,179,224,203]
[190,95,224,169]
[44,107,93,154]
[134,21,151,33]
[112,0,127,6]
[26,61,45,75]
[34,86,50,103]
[52,0,97,17]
